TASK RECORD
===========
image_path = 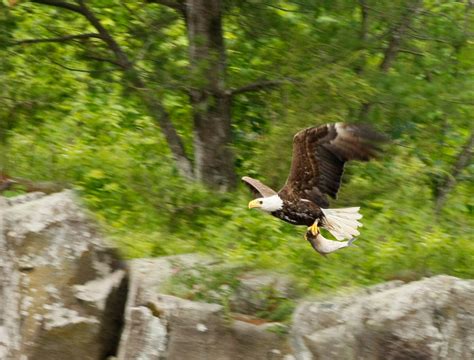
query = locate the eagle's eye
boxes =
[259,200,263,205]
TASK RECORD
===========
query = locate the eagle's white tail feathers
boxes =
[321,207,363,241]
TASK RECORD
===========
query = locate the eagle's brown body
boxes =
[244,122,386,253]
[271,199,323,226]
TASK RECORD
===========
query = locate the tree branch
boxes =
[29,0,195,179]
[75,0,133,69]
[29,0,131,69]
[12,33,101,45]
[359,0,422,121]
[406,31,451,44]
[48,58,117,73]
[145,0,185,13]
[229,79,292,96]
[358,0,369,43]
[82,54,121,66]
[31,0,83,14]
[88,9,191,177]
[398,48,424,56]
[435,131,474,213]
[379,0,422,72]
[354,0,369,74]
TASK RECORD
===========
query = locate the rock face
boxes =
[117,255,293,360]
[0,191,127,360]
[291,276,474,360]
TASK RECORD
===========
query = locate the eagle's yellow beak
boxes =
[248,199,262,209]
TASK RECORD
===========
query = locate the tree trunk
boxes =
[185,0,236,190]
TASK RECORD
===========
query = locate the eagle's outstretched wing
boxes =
[279,123,386,206]
[241,176,277,198]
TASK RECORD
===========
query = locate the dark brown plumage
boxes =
[244,123,386,241]
[278,122,386,207]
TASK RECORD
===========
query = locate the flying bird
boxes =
[243,123,386,255]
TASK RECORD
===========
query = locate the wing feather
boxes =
[279,123,386,205]
[241,176,278,198]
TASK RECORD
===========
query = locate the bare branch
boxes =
[12,33,101,45]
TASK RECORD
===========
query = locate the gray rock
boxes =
[4,192,474,360]
[291,275,474,360]
[118,306,167,360]
[231,271,295,315]
[117,254,215,360]
[0,191,128,359]
[74,269,127,312]
[117,256,292,360]
[142,294,291,360]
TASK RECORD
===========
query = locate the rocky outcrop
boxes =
[292,276,474,360]
[117,256,293,360]
[2,191,474,360]
[119,260,474,360]
[0,191,127,360]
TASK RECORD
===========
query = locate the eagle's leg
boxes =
[308,219,319,236]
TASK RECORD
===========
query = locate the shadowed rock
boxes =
[0,191,128,360]
[291,276,474,360]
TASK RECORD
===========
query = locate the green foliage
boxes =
[1,0,473,300]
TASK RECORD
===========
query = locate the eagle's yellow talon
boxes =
[309,222,319,236]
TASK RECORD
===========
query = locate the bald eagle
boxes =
[243,123,386,256]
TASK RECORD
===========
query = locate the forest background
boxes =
[1,0,473,296]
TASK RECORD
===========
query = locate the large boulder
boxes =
[291,276,474,360]
[0,191,128,360]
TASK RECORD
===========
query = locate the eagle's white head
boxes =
[248,195,283,213]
